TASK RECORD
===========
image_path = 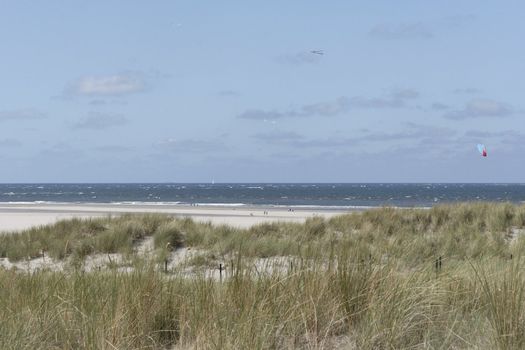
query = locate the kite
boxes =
[477,144,487,157]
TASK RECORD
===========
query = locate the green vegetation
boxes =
[1,203,525,348]
[0,214,172,261]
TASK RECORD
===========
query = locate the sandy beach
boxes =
[0,203,353,232]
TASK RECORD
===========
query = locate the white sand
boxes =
[0,203,353,232]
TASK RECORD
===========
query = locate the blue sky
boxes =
[0,1,523,182]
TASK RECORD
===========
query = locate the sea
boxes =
[0,183,524,208]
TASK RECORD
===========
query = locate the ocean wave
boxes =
[0,201,67,205]
[110,201,183,206]
[190,203,246,207]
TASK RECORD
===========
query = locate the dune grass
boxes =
[0,214,172,262]
[1,203,525,348]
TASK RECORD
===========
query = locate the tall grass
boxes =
[0,214,171,261]
[1,203,525,348]
[474,257,525,349]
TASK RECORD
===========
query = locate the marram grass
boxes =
[1,203,525,349]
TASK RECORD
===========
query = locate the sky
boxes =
[0,0,524,183]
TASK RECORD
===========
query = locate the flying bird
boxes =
[310,50,324,55]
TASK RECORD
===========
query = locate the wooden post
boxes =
[219,263,223,281]
[435,256,443,274]
[164,259,168,273]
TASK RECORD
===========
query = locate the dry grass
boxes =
[1,203,525,349]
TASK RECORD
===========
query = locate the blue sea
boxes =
[0,183,524,208]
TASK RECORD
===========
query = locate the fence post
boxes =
[435,256,443,274]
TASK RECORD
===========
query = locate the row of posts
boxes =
[161,254,518,277]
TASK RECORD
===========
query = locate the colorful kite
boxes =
[477,144,487,157]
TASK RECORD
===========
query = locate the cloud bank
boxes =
[444,99,512,120]
[238,91,417,121]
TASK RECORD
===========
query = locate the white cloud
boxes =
[66,73,145,96]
